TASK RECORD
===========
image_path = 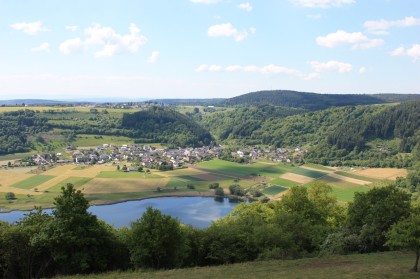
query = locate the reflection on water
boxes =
[0,197,240,228]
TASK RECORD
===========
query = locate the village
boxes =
[3,144,307,170]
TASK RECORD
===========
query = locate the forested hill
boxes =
[223,90,420,110]
[121,106,213,147]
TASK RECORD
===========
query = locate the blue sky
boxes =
[0,0,419,100]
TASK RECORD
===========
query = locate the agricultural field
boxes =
[0,159,407,211]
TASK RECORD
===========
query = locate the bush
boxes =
[187,183,195,189]
[5,192,15,200]
[208,182,220,189]
[215,187,225,196]
[229,184,245,196]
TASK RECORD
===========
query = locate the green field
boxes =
[48,177,92,193]
[198,159,294,178]
[269,178,299,187]
[73,134,135,147]
[317,176,371,201]
[303,163,332,171]
[11,175,55,190]
[262,185,288,195]
[59,251,419,279]
[177,175,206,182]
[291,168,326,179]
[165,179,188,188]
[97,171,163,179]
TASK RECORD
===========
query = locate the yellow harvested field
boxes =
[0,167,37,174]
[280,173,315,184]
[42,164,115,178]
[326,173,370,185]
[0,186,41,195]
[300,165,333,173]
[355,168,407,180]
[82,178,169,194]
[0,171,35,188]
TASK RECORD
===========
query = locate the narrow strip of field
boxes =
[97,171,163,179]
[280,173,315,184]
[177,175,206,182]
[262,185,288,196]
[11,175,55,190]
[326,173,370,185]
[300,165,332,173]
[291,168,326,179]
[335,171,380,183]
[302,163,334,172]
[269,178,299,187]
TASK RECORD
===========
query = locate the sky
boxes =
[0,0,419,100]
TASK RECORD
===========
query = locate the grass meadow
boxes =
[58,251,419,279]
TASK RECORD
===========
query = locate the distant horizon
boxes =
[1,1,419,100]
[1,89,420,103]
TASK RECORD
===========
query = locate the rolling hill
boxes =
[222,90,420,110]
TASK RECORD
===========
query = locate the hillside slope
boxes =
[223,90,420,110]
[62,251,418,279]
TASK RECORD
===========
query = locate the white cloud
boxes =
[389,44,420,60]
[190,0,221,4]
[65,25,79,31]
[407,44,420,60]
[239,3,253,11]
[305,72,320,80]
[208,23,254,42]
[359,67,366,74]
[10,21,48,35]
[364,16,420,35]
[316,30,384,49]
[148,51,159,63]
[208,65,223,72]
[309,60,353,73]
[59,38,84,55]
[290,0,354,8]
[195,64,209,72]
[31,42,50,52]
[195,64,304,77]
[59,23,147,57]
[389,46,405,57]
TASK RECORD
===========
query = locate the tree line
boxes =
[1,181,419,278]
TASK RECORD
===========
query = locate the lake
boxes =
[0,197,240,228]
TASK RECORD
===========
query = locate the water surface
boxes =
[0,197,239,228]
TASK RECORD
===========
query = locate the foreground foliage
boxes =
[0,182,418,278]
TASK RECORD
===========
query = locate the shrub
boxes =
[5,192,15,200]
[215,187,225,196]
